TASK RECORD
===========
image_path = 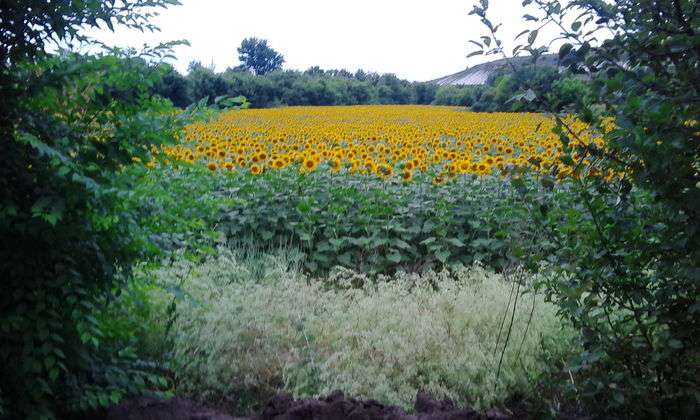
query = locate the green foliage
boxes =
[121,165,227,257]
[0,1,183,417]
[153,63,191,108]
[0,0,180,65]
[136,165,541,276]
[236,37,285,75]
[185,61,230,106]
[148,247,573,414]
[154,64,440,108]
[472,64,564,112]
[432,85,483,106]
[470,0,700,416]
[546,77,592,112]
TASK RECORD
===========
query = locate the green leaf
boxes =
[527,29,538,45]
[420,237,437,245]
[393,238,412,249]
[515,30,530,40]
[668,339,683,350]
[386,250,402,263]
[435,249,451,264]
[558,43,573,59]
[337,252,352,266]
[446,238,465,247]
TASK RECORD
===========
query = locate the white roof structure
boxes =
[431,54,559,86]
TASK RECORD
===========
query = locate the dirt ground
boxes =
[101,390,523,420]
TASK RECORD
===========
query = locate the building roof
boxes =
[431,54,559,86]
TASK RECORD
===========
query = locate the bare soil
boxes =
[100,390,524,420]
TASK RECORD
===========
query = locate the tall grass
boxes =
[145,247,573,413]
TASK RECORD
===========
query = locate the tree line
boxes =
[154,61,589,111]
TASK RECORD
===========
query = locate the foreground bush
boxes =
[0,3,182,414]
[144,248,573,414]
[470,0,700,415]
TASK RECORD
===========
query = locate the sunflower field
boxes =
[134,105,609,275]
[164,105,616,183]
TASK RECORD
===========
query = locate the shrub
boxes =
[432,85,481,106]
[469,0,700,415]
[148,247,574,414]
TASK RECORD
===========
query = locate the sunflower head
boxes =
[303,158,317,171]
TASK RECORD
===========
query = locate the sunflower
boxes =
[302,157,318,171]
[207,162,217,172]
[250,164,263,175]
[458,160,470,173]
[401,169,413,182]
[377,163,393,178]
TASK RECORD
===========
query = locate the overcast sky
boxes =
[85,0,561,81]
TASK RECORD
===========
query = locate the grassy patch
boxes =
[142,247,574,414]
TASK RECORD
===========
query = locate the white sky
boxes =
[85,0,562,81]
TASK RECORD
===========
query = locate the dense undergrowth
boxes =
[117,246,574,415]
[128,164,546,275]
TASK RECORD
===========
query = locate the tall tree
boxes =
[236,37,284,75]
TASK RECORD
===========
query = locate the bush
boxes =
[469,0,700,415]
[432,85,482,107]
[146,247,573,414]
[546,77,591,112]
[0,50,184,417]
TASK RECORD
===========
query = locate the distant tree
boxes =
[229,64,250,73]
[305,66,325,76]
[153,64,191,107]
[376,73,413,104]
[414,82,438,104]
[347,79,375,104]
[187,64,229,104]
[187,60,205,73]
[335,69,354,78]
[433,85,480,107]
[237,37,284,75]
